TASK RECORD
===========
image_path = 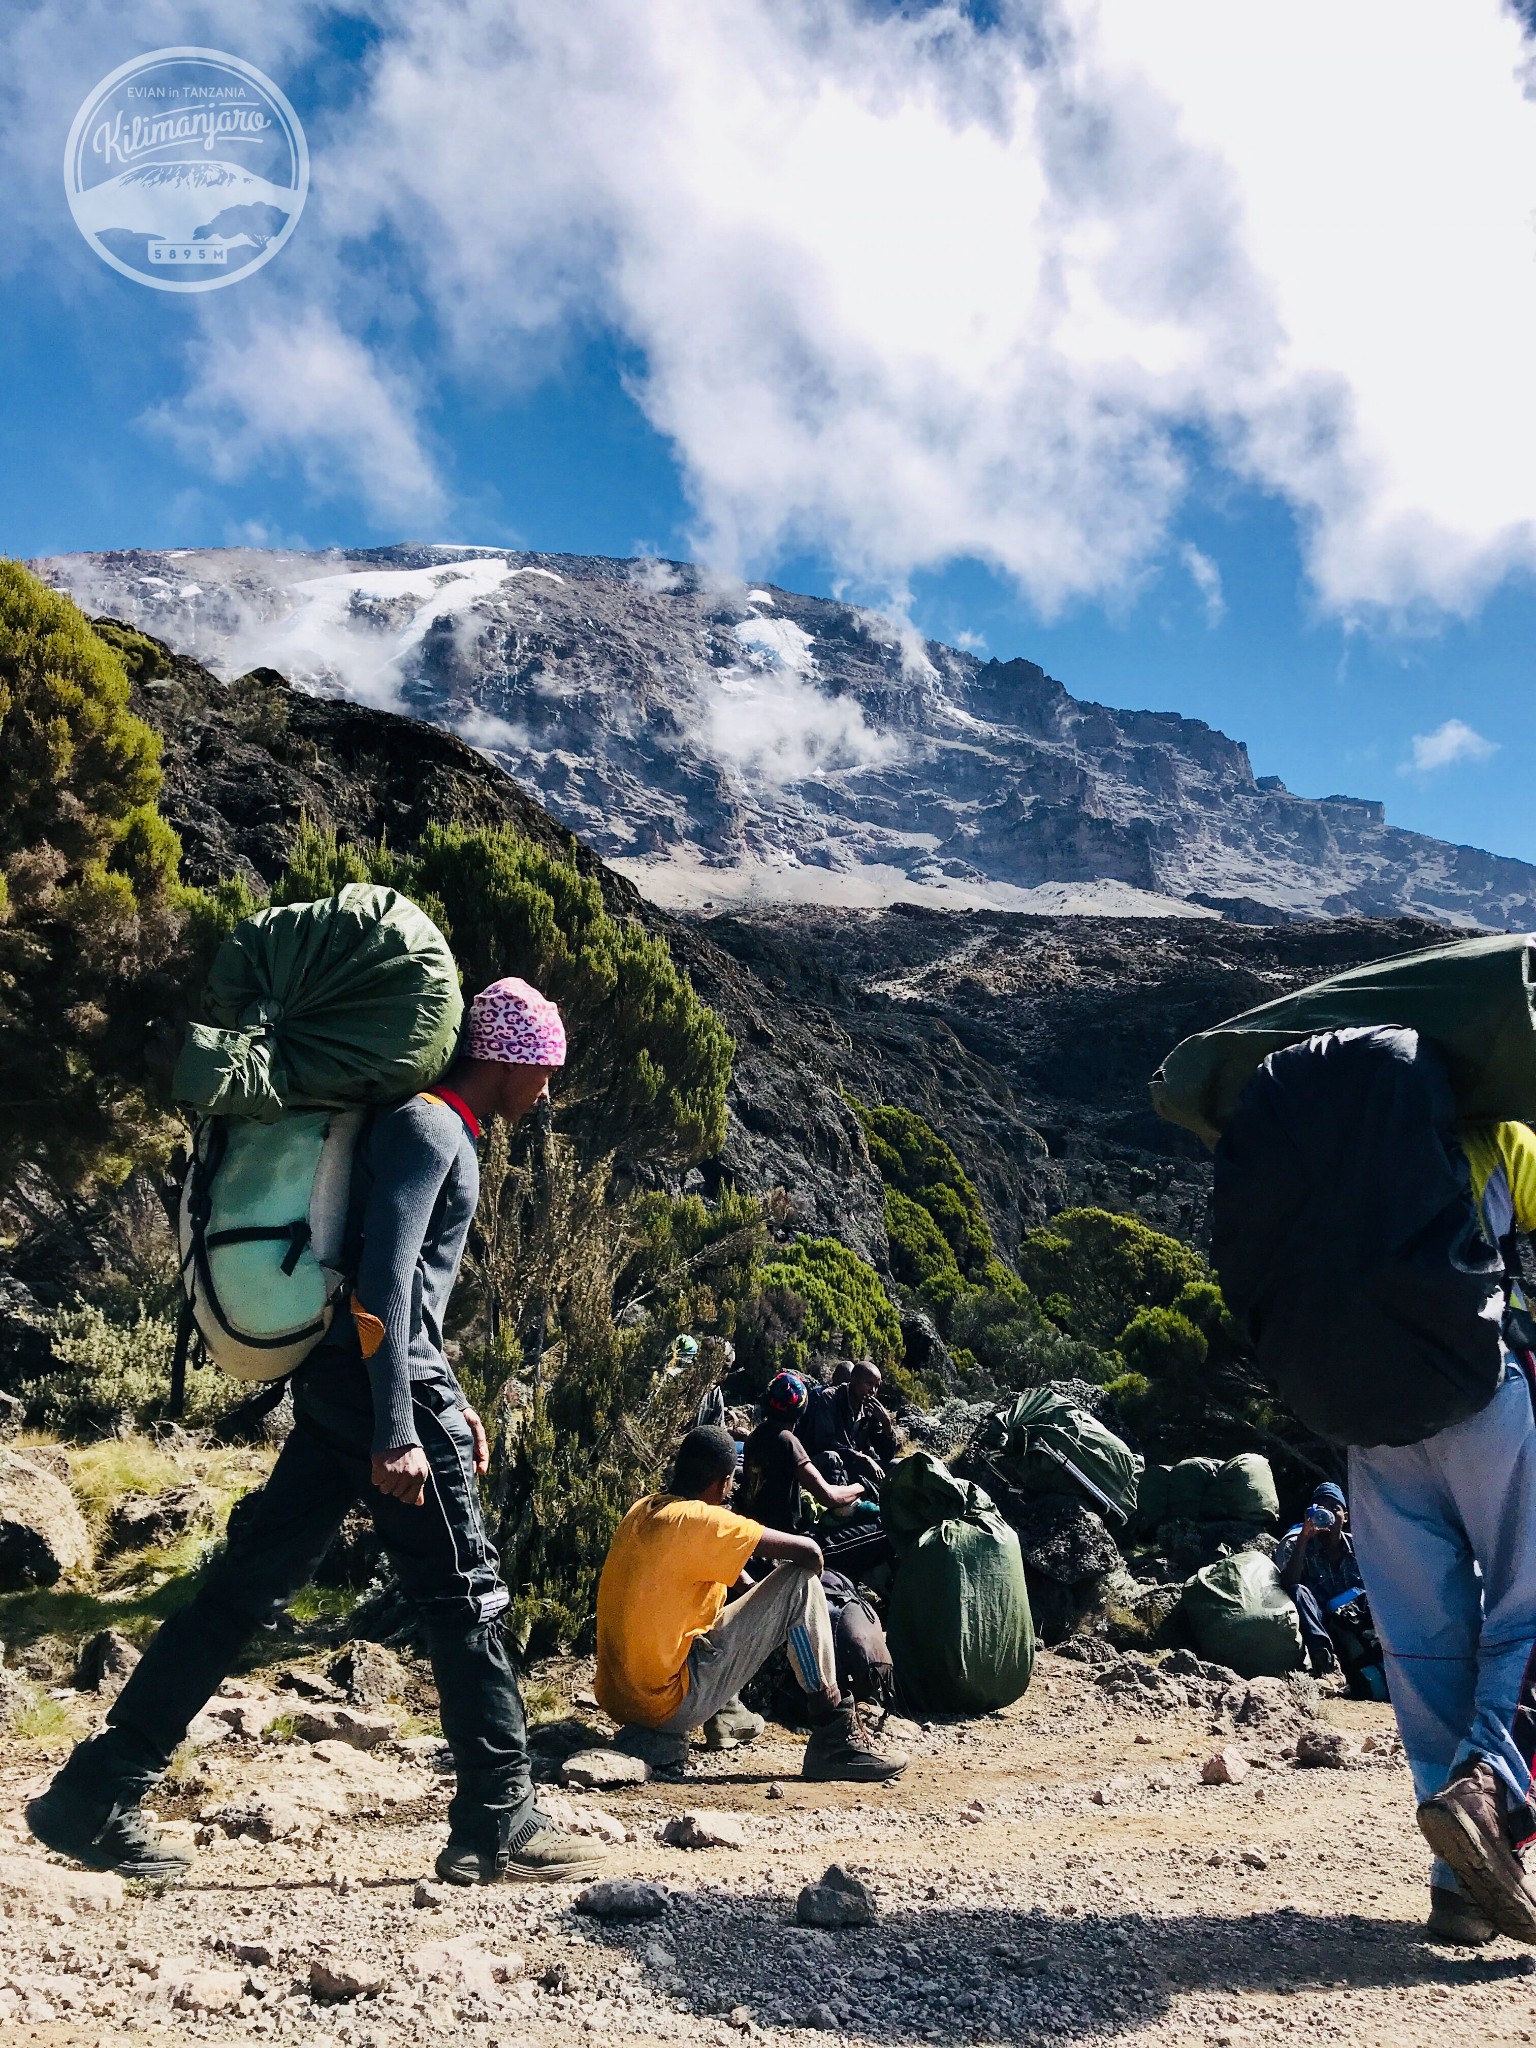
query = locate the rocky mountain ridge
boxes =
[111,628,1451,1278]
[35,544,1536,931]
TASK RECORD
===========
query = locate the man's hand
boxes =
[830,1481,864,1509]
[372,1444,431,1507]
[462,1405,490,1477]
[754,1528,826,1575]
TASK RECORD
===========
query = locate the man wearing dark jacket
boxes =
[29,978,602,1889]
[799,1362,900,1489]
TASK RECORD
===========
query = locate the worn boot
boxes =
[1425,1884,1495,1946]
[26,1781,189,1881]
[703,1697,766,1750]
[612,1723,691,1777]
[1417,1762,1536,1944]
[436,1807,608,1886]
[802,1701,907,1784]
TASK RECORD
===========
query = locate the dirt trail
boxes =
[0,1649,1531,2048]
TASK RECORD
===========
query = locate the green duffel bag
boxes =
[174,884,464,1121]
[1151,931,1536,1148]
[992,1387,1143,1522]
[1203,1454,1279,1527]
[884,1453,1035,1715]
[1162,1457,1222,1524]
[1183,1550,1304,1678]
[173,885,465,1380]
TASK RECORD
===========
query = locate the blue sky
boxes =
[5,1,1536,865]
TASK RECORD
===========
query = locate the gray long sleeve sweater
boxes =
[343,1093,480,1454]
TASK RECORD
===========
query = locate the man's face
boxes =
[491,1063,557,1124]
[849,1366,880,1410]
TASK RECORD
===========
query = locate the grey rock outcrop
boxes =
[0,1451,90,1588]
[36,544,1536,932]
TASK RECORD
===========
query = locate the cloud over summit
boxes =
[14,0,1536,626]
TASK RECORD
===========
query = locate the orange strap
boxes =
[350,1293,386,1360]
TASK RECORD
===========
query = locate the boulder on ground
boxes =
[329,1639,407,1709]
[576,1878,668,1922]
[290,1703,394,1750]
[0,1854,124,1914]
[310,1955,386,2000]
[562,1748,649,1790]
[74,1627,142,1696]
[0,1276,55,1383]
[0,1450,90,1588]
[662,1810,746,1850]
[1201,1748,1250,1785]
[1296,1727,1350,1769]
[796,1865,876,1928]
[107,1485,208,1551]
[408,1936,523,1996]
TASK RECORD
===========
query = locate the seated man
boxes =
[799,1360,900,1491]
[737,1371,865,1532]
[595,1425,905,1783]
[1277,1481,1386,1699]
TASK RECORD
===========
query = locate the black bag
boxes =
[823,1571,894,1708]
[1212,1026,1504,1448]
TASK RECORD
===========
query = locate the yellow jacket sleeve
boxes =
[1497,1122,1536,1235]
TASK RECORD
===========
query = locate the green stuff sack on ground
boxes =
[1151,931,1536,1148]
[174,884,463,1119]
[884,1452,1035,1715]
[1202,1453,1280,1527]
[1162,1457,1222,1525]
[1183,1550,1304,1678]
[987,1387,1143,1522]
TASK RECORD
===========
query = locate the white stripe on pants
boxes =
[1350,1363,1536,1888]
[655,1563,838,1733]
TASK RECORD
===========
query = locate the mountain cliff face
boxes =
[36,544,1536,931]
[117,631,1451,1279]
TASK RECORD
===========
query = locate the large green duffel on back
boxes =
[174,886,463,1381]
[977,1387,1143,1522]
[174,884,464,1121]
[884,1453,1035,1715]
[1183,1551,1304,1678]
[1151,932,1536,1148]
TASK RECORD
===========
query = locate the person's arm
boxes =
[782,1430,860,1509]
[1276,1523,1312,1595]
[753,1527,826,1574]
[351,1102,461,1490]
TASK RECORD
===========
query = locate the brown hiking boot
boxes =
[1417,1763,1536,1944]
[703,1697,766,1750]
[1426,1884,1494,1946]
[802,1703,907,1784]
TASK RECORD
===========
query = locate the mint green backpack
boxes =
[174,885,463,1381]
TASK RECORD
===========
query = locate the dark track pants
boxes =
[59,1356,532,1849]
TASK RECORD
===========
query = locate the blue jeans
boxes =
[57,1354,532,1850]
[1350,1362,1536,1887]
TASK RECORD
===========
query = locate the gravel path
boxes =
[0,1649,1532,2047]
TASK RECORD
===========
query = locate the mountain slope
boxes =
[36,545,1536,931]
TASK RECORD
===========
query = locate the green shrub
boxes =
[745,1235,902,1376]
[278,821,732,1171]
[1016,1208,1206,1346]
[1117,1305,1209,1380]
[23,1303,226,1437]
[853,1101,992,1274]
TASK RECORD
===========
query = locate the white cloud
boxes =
[15,0,1536,621]
[1178,543,1225,626]
[1404,718,1500,772]
[144,313,447,528]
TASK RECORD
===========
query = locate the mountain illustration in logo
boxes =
[73,161,294,269]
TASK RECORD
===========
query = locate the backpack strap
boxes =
[418,1088,481,1141]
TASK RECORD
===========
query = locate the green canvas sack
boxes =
[884,1453,1035,1715]
[1182,1550,1304,1678]
[1151,931,1536,1148]
[983,1387,1143,1523]
[174,887,463,1381]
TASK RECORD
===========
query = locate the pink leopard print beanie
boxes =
[464,977,567,1067]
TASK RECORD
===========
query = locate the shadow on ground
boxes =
[582,1896,1534,2040]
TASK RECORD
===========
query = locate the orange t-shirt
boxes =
[595,1494,763,1727]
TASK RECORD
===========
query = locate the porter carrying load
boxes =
[173,885,463,1379]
